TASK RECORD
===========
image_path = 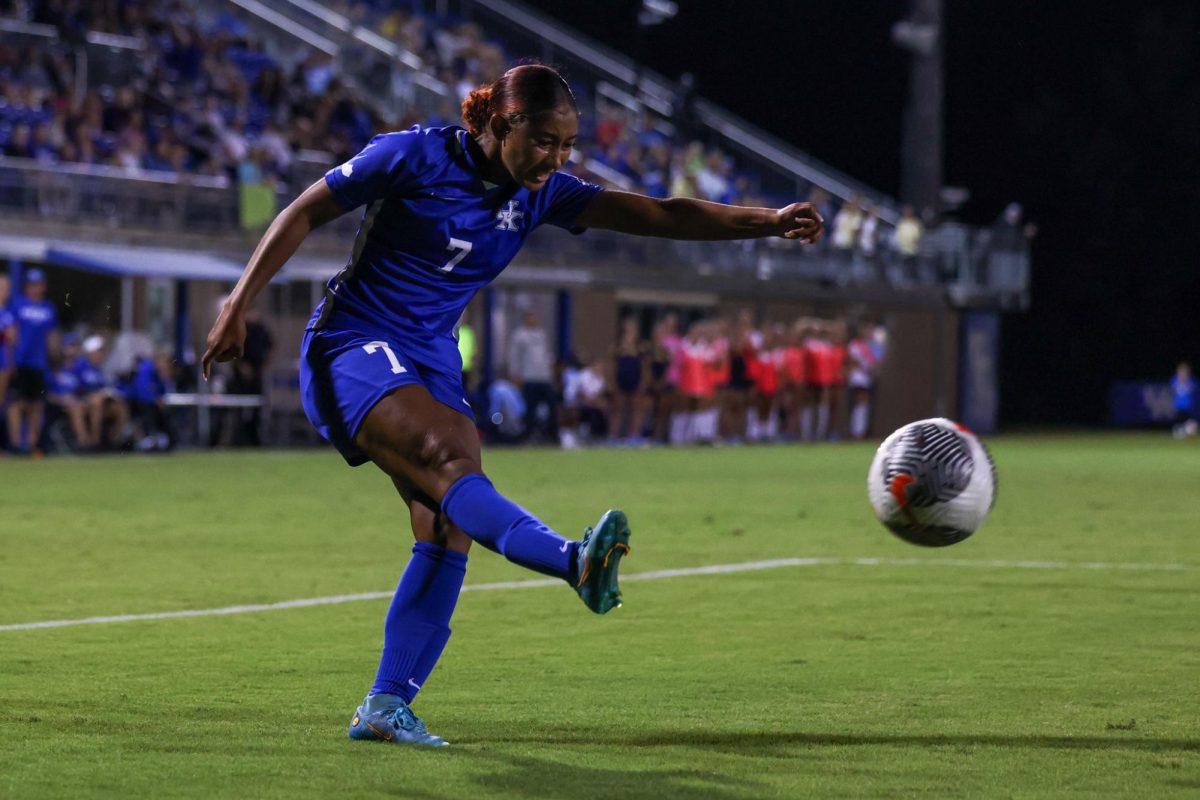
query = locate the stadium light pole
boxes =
[893,0,943,211]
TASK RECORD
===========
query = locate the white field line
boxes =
[0,556,1190,633]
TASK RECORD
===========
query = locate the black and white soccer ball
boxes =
[867,418,997,547]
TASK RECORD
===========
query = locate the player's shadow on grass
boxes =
[464,753,758,800]
[491,730,1200,754]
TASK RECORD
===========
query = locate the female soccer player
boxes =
[202,64,822,747]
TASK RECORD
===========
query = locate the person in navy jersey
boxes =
[7,269,58,456]
[203,64,822,747]
[0,273,15,416]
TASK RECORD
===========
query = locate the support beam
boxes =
[120,276,134,332]
[555,289,572,362]
[481,286,496,390]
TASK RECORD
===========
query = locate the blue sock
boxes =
[441,473,579,582]
[370,542,467,703]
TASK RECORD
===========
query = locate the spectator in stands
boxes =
[29,123,56,162]
[508,309,556,443]
[891,204,923,285]
[831,196,864,258]
[640,141,671,198]
[858,205,880,256]
[669,153,699,199]
[3,123,31,158]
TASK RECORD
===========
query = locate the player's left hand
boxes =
[774,202,823,244]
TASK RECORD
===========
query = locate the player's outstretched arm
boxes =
[573,191,823,243]
[202,180,346,379]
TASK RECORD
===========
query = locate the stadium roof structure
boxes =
[46,243,246,282]
[0,233,344,284]
[0,234,245,282]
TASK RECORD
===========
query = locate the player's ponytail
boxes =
[461,63,578,139]
[461,86,493,137]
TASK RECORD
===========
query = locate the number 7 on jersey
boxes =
[440,237,472,273]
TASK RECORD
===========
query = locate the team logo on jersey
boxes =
[495,200,524,232]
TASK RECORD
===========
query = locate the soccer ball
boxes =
[867,418,997,547]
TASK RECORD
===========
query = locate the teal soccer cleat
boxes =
[574,509,632,614]
[348,693,448,747]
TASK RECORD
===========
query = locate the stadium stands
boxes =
[0,0,1030,454]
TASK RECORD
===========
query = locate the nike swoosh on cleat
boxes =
[365,721,393,742]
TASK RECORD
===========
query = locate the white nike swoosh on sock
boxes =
[407,679,421,691]
[559,541,570,552]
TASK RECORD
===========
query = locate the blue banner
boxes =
[959,311,999,434]
[1109,382,1175,425]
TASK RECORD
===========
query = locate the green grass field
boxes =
[2,435,1198,799]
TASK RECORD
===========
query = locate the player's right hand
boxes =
[201,303,247,380]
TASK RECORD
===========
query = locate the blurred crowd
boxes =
[0,0,930,261]
[0,269,174,455]
[481,309,888,449]
[0,269,273,456]
[1,0,382,185]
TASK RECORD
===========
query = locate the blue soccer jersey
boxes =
[73,356,108,393]
[50,366,81,398]
[311,125,602,370]
[12,296,57,370]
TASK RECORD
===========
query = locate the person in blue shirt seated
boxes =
[484,370,526,444]
[45,334,91,450]
[201,63,823,746]
[7,269,58,456]
[76,335,130,450]
[129,349,174,452]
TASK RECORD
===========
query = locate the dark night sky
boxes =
[519,0,1200,425]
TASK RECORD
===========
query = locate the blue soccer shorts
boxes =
[300,328,475,467]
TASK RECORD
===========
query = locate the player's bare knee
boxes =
[413,433,480,498]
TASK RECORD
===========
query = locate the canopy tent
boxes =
[45,243,246,281]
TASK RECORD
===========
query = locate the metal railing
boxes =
[0,159,1028,307]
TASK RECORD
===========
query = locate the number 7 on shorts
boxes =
[362,341,407,374]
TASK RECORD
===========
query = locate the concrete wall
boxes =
[873,307,960,433]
